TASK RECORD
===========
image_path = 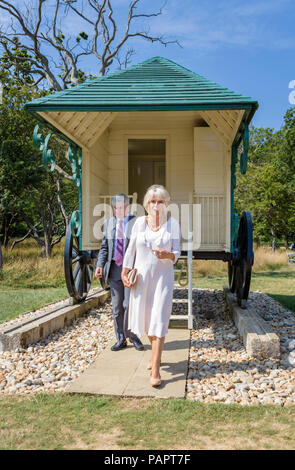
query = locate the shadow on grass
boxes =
[252,271,294,279]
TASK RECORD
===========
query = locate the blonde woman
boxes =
[121,185,181,387]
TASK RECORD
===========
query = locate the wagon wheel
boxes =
[234,212,254,308]
[64,223,94,302]
[228,258,237,293]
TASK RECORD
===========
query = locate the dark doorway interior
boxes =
[128,139,166,206]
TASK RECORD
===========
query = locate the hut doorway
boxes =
[128,139,166,206]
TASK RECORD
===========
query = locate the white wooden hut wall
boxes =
[82,128,109,250]
[194,127,229,251]
[82,111,231,251]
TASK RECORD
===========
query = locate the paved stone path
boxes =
[66,329,190,398]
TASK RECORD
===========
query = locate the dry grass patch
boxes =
[253,246,288,271]
[66,428,123,450]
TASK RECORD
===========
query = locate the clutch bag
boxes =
[127,268,138,286]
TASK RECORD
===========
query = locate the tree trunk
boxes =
[271,227,277,252]
[42,231,52,258]
[2,213,17,248]
[0,241,2,270]
[255,236,260,248]
[3,216,11,248]
[3,224,9,248]
[284,235,289,249]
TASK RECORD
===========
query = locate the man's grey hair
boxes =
[111,193,129,207]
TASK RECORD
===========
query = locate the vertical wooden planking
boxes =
[217,196,220,245]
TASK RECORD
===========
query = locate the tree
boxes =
[0,137,70,257]
[236,120,295,251]
[0,0,178,90]
[0,67,77,256]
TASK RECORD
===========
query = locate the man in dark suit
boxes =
[95,193,144,352]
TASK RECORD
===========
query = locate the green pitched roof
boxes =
[24,56,258,113]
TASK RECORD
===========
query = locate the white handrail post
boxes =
[188,192,193,329]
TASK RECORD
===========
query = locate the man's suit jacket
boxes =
[96,215,136,283]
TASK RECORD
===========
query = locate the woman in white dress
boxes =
[121,185,181,387]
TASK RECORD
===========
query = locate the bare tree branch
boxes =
[10,224,40,251]
[51,231,65,247]
[64,0,95,25]
[92,0,107,61]
[54,164,73,181]
[0,0,180,89]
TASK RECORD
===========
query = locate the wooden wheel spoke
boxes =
[72,254,83,264]
[75,265,83,293]
[72,246,79,256]
[64,218,95,301]
[78,265,86,296]
[73,262,81,281]
[85,266,91,285]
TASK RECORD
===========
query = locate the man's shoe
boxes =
[130,337,144,351]
[111,340,127,351]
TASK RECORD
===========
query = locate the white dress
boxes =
[123,215,181,338]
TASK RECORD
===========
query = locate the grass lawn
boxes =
[1,394,295,450]
[194,266,295,313]
[0,287,69,325]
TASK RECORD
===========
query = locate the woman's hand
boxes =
[152,249,175,262]
[121,267,132,288]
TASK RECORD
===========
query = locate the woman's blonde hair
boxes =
[143,184,170,211]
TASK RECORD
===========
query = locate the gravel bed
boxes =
[0,300,115,395]
[187,289,295,406]
[1,287,295,405]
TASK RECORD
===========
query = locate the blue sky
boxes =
[119,0,295,131]
[2,0,295,130]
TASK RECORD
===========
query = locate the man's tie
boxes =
[115,219,124,266]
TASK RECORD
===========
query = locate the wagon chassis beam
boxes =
[180,251,232,262]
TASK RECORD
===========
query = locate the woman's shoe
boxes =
[150,374,161,387]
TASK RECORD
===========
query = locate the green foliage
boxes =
[236,114,295,247]
[0,64,77,252]
[0,37,48,94]
[76,31,88,42]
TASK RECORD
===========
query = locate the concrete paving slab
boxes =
[66,329,190,399]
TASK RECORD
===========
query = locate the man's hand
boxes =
[95,267,103,279]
